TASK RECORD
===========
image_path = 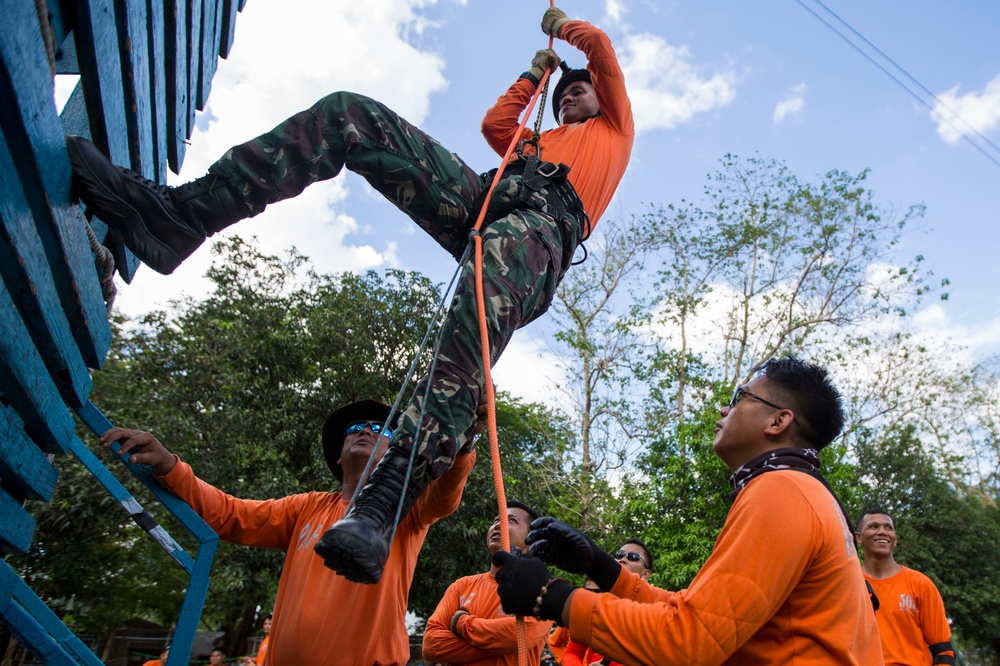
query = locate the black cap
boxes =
[321,399,393,482]
[551,61,592,123]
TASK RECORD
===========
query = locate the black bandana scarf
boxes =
[728,447,821,501]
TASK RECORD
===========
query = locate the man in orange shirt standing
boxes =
[422,500,551,665]
[102,398,478,666]
[857,509,955,666]
[140,645,169,666]
[253,614,270,666]
[68,6,632,586]
[494,357,883,665]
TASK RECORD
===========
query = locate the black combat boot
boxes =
[314,447,432,584]
[65,135,249,275]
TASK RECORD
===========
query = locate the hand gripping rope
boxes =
[352,5,558,663]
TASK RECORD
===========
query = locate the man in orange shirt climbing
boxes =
[68,6,632,586]
[102,398,479,666]
[857,509,954,666]
[422,500,552,665]
[493,357,883,665]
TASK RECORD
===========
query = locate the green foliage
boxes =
[15,237,568,652]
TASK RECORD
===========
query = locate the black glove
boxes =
[493,550,574,622]
[526,517,622,592]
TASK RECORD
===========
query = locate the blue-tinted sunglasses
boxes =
[344,420,393,437]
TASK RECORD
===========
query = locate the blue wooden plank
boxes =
[218,0,237,58]
[146,0,169,182]
[0,284,75,454]
[114,0,155,179]
[74,401,220,544]
[238,0,247,12]
[74,401,218,666]
[69,0,130,167]
[0,125,94,405]
[0,0,113,368]
[0,491,35,554]
[196,0,221,109]
[164,0,189,172]
[187,0,203,124]
[0,404,59,502]
[66,435,196,574]
[0,563,104,666]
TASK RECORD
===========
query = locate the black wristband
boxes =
[589,548,623,592]
[537,580,575,624]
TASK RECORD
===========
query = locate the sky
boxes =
[92,0,1000,405]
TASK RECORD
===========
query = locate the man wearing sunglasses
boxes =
[493,357,882,665]
[613,539,653,581]
[100,398,480,666]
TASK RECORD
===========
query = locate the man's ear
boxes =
[763,410,795,437]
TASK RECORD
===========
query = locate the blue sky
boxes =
[101,0,1000,402]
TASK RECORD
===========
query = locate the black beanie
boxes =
[551,62,592,123]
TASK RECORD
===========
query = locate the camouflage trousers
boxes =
[211,91,582,478]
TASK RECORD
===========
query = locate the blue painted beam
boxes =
[114,0,155,178]
[197,0,221,110]
[0,0,112,368]
[0,404,59,502]
[146,0,169,182]
[187,0,203,124]
[0,562,104,666]
[0,121,93,405]
[66,435,196,574]
[164,0,189,172]
[218,0,237,58]
[0,491,35,555]
[0,284,75,454]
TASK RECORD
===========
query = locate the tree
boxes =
[16,236,567,654]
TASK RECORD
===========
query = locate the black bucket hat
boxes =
[321,399,393,482]
[551,61,593,123]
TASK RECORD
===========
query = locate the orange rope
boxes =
[472,5,555,665]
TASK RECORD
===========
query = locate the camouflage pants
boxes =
[211,91,582,478]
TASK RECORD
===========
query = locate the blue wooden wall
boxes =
[0,0,245,662]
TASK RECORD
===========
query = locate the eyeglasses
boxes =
[344,420,393,437]
[728,387,803,428]
[613,550,649,569]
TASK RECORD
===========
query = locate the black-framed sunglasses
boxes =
[613,550,649,568]
[728,387,801,427]
[344,420,393,437]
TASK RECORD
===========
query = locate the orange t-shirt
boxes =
[253,635,268,666]
[548,625,571,664]
[482,20,634,238]
[422,570,551,665]
[863,566,953,666]
[158,451,475,666]
[569,471,883,665]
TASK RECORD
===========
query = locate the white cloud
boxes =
[774,83,806,125]
[617,33,736,134]
[112,0,448,318]
[931,72,1000,144]
[603,0,627,26]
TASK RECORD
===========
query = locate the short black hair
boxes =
[506,500,537,523]
[855,507,892,532]
[758,357,844,450]
[621,537,653,573]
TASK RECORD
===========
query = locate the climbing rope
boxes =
[355,7,559,663]
[84,217,118,313]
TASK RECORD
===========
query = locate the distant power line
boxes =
[794,0,1000,171]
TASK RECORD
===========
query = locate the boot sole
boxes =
[65,136,185,275]
[314,520,389,584]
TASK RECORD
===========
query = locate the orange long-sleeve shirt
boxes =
[422,570,552,665]
[863,566,953,666]
[568,471,883,665]
[157,451,475,666]
[548,625,571,664]
[481,19,633,237]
